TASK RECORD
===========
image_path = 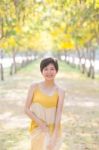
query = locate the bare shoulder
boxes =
[56,85,65,97]
[29,82,39,92]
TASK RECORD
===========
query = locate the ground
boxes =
[0,60,99,150]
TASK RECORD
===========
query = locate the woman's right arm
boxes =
[24,84,49,132]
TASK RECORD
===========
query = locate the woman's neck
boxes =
[43,80,55,88]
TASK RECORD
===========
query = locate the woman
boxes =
[25,57,65,150]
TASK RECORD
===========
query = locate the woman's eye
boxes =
[44,67,55,71]
[51,68,54,70]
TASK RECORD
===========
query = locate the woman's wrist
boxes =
[38,120,49,132]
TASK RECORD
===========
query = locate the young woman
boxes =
[25,57,65,150]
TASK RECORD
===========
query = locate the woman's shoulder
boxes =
[29,82,40,91]
[55,85,65,96]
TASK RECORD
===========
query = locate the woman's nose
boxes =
[47,70,51,73]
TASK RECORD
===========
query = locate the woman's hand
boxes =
[47,144,54,150]
[39,121,49,132]
[47,131,58,150]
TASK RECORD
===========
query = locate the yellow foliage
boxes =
[78,39,85,47]
[51,28,63,38]
[7,37,16,47]
[63,34,72,40]
[86,0,99,8]
[0,39,8,49]
[45,0,54,4]
[0,8,4,16]
[60,22,66,30]
[67,26,73,33]
[95,0,99,8]
[60,41,75,49]
[51,31,59,37]
[0,0,98,52]
[14,26,21,34]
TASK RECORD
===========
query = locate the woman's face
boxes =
[41,63,57,81]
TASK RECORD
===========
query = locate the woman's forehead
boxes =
[45,63,55,68]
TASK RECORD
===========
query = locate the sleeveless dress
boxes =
[29,85,62,150]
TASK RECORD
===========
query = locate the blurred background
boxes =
[0,0,99,150]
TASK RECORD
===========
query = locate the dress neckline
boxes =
[37,84,58,97]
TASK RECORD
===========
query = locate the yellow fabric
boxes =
[32,86,58,108]
[29,86,60,133]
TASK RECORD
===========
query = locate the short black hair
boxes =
[40,57,58,72]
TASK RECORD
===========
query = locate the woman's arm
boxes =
[48,88,65,149]
[24,84,49,132]
[54,88,65,134]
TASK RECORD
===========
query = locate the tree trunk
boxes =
[0,18,4,39]
[87,49,95,79]
[10,63,13,75]
[70,53,75,68]
[77,48,82,70]
[64,51,67,62]
[10,49,17,75]
[81,48,87,74]
[91,49,95,79]
[0,64,4,80]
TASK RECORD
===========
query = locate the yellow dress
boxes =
[29,85,62,150]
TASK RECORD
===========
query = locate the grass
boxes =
[0,129,29,150]
[59,61,80,72]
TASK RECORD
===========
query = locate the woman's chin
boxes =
[46,78,54,81]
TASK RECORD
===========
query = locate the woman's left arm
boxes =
[48,90,65,150]
[48,89,65,149]
[53,88,65,136]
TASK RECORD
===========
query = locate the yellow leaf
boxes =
[8,37,16,47]
[60,41,74,49]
